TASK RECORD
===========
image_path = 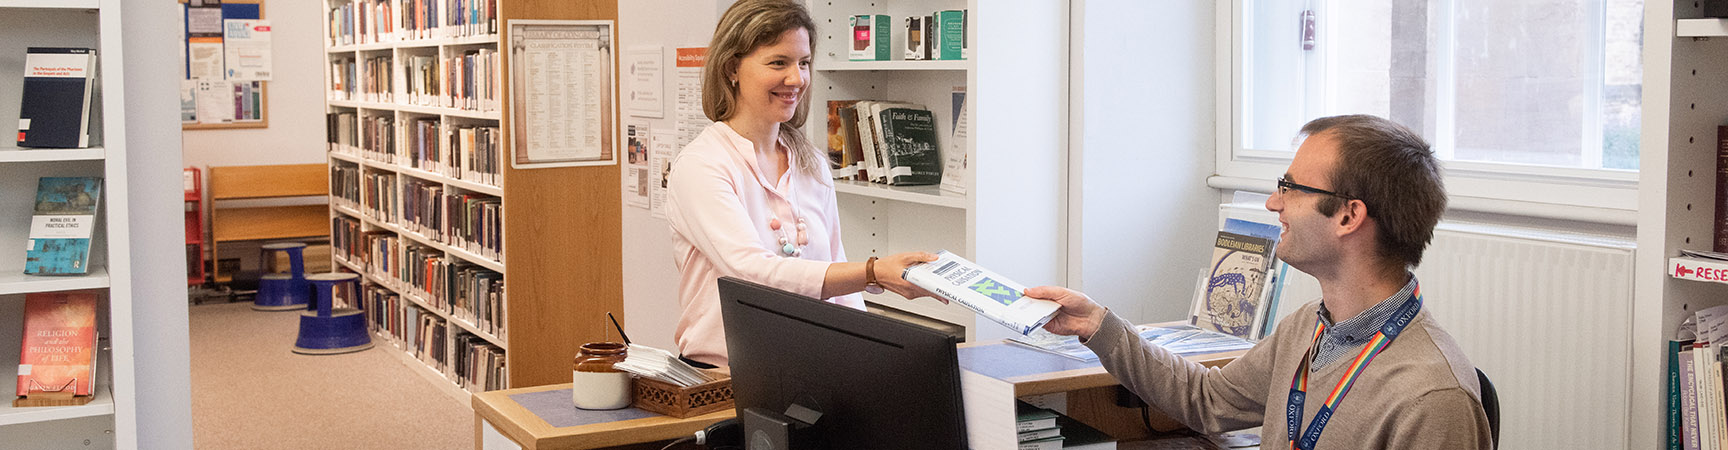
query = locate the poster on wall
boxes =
[508,20,619,169]
[180,0,269,128]
[625,45,665,118]
[674,47,711,150]
[649,132,679,220]
[624,121,652,209]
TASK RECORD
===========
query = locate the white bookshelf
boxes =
[0,266,110,295]
[1634,2,1728,446]
[809,0,1068,342]
[324,0,508,396]
[0,2,139,447]
[0,147,105,163]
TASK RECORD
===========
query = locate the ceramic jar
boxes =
[571,342,632,410]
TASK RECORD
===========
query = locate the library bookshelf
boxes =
[0,1,147,448]
[323,0,623,402]
[1637,1,1728,446]
[807,0,1069,342]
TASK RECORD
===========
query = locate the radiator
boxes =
[1225,205,1638,449]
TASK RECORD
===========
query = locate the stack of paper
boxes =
[1138,325,1256,356]
[613,344,717,388]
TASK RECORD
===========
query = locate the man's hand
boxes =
[1026,286,1108,341]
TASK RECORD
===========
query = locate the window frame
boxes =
[1213,0,1639,223]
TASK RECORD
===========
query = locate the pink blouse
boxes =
[666,122,863,366]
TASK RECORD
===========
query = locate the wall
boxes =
[615,0,723,351]
[181,0,327,170]
[1073,0,1221,324]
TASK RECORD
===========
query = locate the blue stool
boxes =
[253,242,310,311]
[292,272,373,355]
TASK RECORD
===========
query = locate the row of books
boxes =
[362,284,506,393]
[395,178,505,262]
[326,52,499,114]
[825,100,944,186]
[1671,304,1728,450]
[333,216,365,263]
[326,112,503,188]
[332,162,363,209]
[328,0,498,47]
[350,227,503,337]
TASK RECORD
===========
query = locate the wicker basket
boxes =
[632,372,734,418]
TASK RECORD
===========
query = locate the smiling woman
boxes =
[663,0,940,368]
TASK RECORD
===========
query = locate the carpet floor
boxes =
[190,302,472,449]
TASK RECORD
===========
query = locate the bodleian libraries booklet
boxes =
[903,250,1060,335]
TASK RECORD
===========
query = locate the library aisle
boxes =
[189,302,470,449]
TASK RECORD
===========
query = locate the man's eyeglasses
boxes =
[1276,177,1353,200]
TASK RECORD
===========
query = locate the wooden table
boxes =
[472,383,734,450]
[473,324,1244,450]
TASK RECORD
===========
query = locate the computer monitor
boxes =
[718,277,967,449]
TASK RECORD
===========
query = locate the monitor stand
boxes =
[740,404,824,450]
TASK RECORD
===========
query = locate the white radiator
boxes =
[1225,205,1638,449]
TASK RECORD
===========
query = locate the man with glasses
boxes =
[1030,115,1491,449]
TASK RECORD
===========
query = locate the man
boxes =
[1031,115,1491,449]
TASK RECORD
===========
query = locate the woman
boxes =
[666,0,939,367]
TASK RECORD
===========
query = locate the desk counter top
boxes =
[472,383,732,450]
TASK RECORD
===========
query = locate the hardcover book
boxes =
[17,47,98,148]
[876,107,943,185]
[903,250,1060,335]
[15,291,99,407]
[1189,231,1276,340]
[825,100,861,178]
[25,177,103,275]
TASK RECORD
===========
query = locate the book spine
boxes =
[1717,125,1728,252]
[1678,340,1690,450]
[1686,347,1703,450]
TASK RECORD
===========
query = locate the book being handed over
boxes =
[903,250,1059,335]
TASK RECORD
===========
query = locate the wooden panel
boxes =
[501,0,623,389]
[211,205,328,242]
[209,163,327,200]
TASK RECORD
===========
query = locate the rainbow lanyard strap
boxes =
[1286,286,1423,450]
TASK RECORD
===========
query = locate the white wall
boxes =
[1073,0,1221,324]
[615,1,723,351]
[181,0,326,170]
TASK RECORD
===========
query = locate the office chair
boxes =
[1477,368,1500,448]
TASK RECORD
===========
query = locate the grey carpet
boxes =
[190,302,472,449]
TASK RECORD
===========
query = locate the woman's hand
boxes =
[1026,286,1109,341]
[873,251,943,303]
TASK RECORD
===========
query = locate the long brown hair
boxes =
[703,0,824,179]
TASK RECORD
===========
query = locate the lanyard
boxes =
[1286,287,1423,450]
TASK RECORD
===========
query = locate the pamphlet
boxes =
[903,250,1059,335]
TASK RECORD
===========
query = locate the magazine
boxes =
[1004,325,1256,361]
[903,250,1060,335]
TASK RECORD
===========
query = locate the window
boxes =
[1236,0,1642,172]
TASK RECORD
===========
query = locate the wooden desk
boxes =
[958,328,1245,449]
[472,383,734,450]
[473,328,1243,450]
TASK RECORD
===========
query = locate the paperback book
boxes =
[17,47,98,148]
[15,291,99,407]
[25,177,103,275]
[903,250,1059,335]
[1189,231,1276,340]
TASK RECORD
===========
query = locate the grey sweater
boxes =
[1084,301,1493,449]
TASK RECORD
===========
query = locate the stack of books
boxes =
[1014,401,1117,450]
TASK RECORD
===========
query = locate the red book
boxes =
[15,291,98,406]
[1717,126,1728,252]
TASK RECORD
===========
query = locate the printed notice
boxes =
[223,19,273,81]
[674,48,711,150]
[508,20,617,168]
[626,45,664,118]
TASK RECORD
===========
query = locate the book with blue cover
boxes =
[25,177,102,275]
